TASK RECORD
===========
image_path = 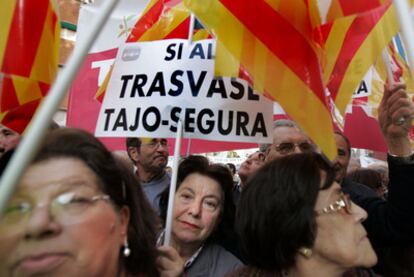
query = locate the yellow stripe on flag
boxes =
[30,3,60,83]
[95,65,113,102]
[193,29,210,41]
[263,45,336,159]
[185,0,337,159]
[251,40,268,94]
[12,76,43,105]
[139,2,189,41]
[0,0,17,70]
[215,40,241,77]
[335,5,399,114]
[323,16,355,83]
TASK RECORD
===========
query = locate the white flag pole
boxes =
[187,13,196,45]
[163,13,195,245]
[382,48,395,85]
[382,41,406,125]
[164,120,183,246]
[186,138,192,156]
[393,0,414,71]
[0,0,121,215]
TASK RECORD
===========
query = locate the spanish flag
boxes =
[0,0,60,134]
[185,0,337,159]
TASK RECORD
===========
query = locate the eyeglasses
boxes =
[315,193,352,216]
[274,141,315,155]
[1,192,110,226]
[142,140,169,149]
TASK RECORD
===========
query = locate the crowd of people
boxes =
[0,82,413,276]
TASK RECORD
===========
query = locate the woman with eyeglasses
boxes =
[0,128,160,276]
[229,152,377,277]
[157,155,243,277]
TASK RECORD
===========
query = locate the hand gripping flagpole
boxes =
[0,0,121,216]
[163,13,195,245]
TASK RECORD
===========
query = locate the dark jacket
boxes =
[343,155,414,273]
[347,155,414,248]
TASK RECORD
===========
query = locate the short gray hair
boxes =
[259,119,300,153]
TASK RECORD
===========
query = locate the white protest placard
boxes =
[95,39,273,143]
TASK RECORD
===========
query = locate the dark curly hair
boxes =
[34,128,159,276]
[159,155,235,244]
[236,152,335,273]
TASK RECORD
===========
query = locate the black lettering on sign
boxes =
[113,108,127,131]
[142,106,161,132]
[197,108,214,134]
[218,110,233,135]
[189,42,215,59]
[251,113,267,137]
[169,70,184,96]
[119,75,133,98]
[184,108,196,132]
[247,85,260,101]
[131,74,147,97]
[207,78,227,98]
[355,80,368,95]
[229,78,244,100]
[147,72,166,96]
[165,43,183,61]
[207,42,214,59]
[103,109,115,131]
[188,71,207,97]
[170,107,182,132]
[129,108,141,131]
[236,112,249,136]
[189,43,205,59]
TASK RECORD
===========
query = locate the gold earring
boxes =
[299,248,312,258]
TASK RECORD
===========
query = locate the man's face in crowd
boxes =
[266,126,314,162]
[0,125,20,158]
[332,133,351,182]
[238,151,265,188]
[130,138,169,173]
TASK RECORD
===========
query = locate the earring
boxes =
[299,247,312,258]
[123,238,131,257]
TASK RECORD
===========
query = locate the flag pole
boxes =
[186,138,192,156]
[0,0,121,215]
[164,12,195,245]
[393,0,414,72]
[382,48,395,85]
[163,120,183,246]
[382,45,405,124]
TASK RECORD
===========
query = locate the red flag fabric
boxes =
[185,0,337,159]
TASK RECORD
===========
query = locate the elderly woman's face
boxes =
[0,158,129,277]
[172,173,223,246]
[312,181,377,269]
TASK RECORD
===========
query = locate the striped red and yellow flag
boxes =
[320,1,399,117]
[95,0,210,102]
[0,0,60,133]
[324,0,386,23]
[185,0,337,159]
